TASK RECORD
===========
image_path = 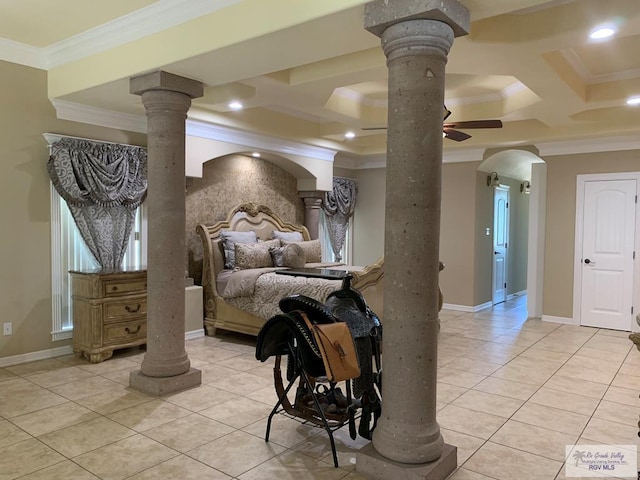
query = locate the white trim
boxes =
[526,163,547,319]
[507,289,527,300]
[447,82,529,107]
[442,301,492,312]
[0,345,73,368]
[0,38,46,69]
[52,330,73,342]
[538,134,640,157]
[186,119,337,162]
[185,329,206,341]
[442,303,474,312]
[542,315,578,326]
[474,301,493,312]
[560,48,640,85]
[51,100,147,134]
[0,0,242,69]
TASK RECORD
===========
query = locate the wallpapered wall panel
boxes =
[186,154,305,284]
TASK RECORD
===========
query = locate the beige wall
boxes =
[0,60,146,360]
[441,162,479,307]
[185,154,304,284]
[543,149,640,318]
[474,169,493,306]
[348,167,386,266]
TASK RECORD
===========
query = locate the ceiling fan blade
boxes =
[444,120,503,129]
[361,127,387,130]
[443,128,472,142]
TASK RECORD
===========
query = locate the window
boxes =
[319,210,352,265]
[50,185,146,340]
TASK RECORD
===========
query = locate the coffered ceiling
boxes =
[2,0,640,162]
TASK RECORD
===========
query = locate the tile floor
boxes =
[1,296,639,480]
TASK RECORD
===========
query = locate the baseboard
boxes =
[508,289,527,300]
[185,329,205,340]
[0,345,73,368]
[542,315,578,326]
[474,301,493,312]
[0,329,207,367]
[442,301,492,313]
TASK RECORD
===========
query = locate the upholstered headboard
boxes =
[196,203,311,301]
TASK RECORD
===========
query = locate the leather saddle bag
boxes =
[304,314,361,382]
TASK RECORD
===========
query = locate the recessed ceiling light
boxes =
[228,101,243,110]
[251,152,261,157]
[627,96,640,106]
[345,131,356,139]
[589,26,616,40]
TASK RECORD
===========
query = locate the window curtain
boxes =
[322,177,357,262]
[47,137,147,271]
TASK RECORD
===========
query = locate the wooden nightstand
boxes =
[70,269,147,363]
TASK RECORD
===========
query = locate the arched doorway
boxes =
[478,148,546,318]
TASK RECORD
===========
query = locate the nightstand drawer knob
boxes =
[125,304,141,313]
[125,325,142,335]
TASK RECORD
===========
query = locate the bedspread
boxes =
[224,271,343,321]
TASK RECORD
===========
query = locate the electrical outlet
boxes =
[3,323,12,335]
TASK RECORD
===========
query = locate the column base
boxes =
[129,367,202,396]
[356,443,457,480]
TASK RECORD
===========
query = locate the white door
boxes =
[493,186,509,305]
[580,179,637,330]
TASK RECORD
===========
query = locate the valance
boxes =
[322,177,357,262]
[47,137,147,270]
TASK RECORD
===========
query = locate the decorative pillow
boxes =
[282,239,322,264]
[220,230,258,269]
[271,230,304,242]
[270,243,306,268]
[235,239,281,270]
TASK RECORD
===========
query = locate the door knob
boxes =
[494,251,499,255]
[584,258,595,265]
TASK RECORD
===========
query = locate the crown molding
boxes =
[51,99,336,162]
[51,99,148,133]
[50,99,640,169]
[537,133,640,157]
[186,119,336,162]
[560,48,640,85]
[0,0,241,69]
[0,38,46,69]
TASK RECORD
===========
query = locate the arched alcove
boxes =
[476,147,546,318]
[185,153,307,284]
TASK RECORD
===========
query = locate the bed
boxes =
[196,203,384,336]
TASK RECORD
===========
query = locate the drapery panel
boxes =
[47,137,147,270]
[322,177,357,262]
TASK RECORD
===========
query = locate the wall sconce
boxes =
[486,172,500,187]
[520,181,531,194]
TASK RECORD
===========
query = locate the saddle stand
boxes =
[256,279,382,468]
[266,348,355,468]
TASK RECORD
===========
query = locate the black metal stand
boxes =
[265,351,354,468]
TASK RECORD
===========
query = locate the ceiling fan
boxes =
[362,106,503,142]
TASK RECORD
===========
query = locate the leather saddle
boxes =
[255,294,336,379]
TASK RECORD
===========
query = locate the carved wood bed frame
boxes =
[196,203,384,336]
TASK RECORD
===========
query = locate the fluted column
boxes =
[357,2,469,479]
[129,71,203,396]
[299,191,324,239]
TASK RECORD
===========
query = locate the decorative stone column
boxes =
[299,191,324,239]
[357,2,469,479]
[129,71,203,395]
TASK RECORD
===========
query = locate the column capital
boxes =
[364,0,469,38]
[130,70,204,99]
[299,190,325,200]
